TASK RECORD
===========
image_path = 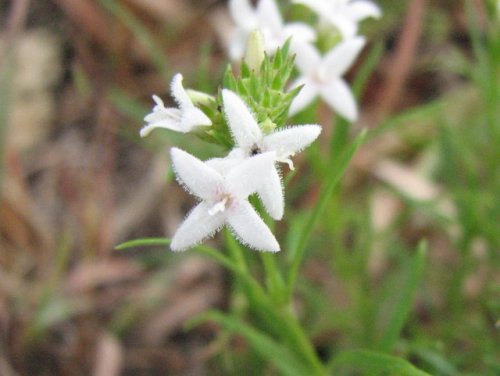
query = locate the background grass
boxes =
[0,0,498,375]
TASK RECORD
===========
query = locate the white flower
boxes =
[293,0,381,39]
[221,89,321,220]
[140,73,212,137]
[170,147,280,252]
[289,37,365,121]
[228,0,316,60]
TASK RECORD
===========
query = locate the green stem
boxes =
[286,130,367,301]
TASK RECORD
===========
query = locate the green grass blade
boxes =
[192,311,315,376]
[352,41,384,98]
[115,237,171,249]
[99,0,170,81]
[287,129,367,298]
[108,88,149,123]
[115,237,244,279]
[0,47,15,190]
[329,349,432,375]
[378,241,427,353]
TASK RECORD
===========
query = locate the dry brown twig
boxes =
[376,0,428,121]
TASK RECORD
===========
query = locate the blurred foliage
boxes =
[0,0,499,375]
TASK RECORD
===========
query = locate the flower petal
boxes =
[181,107,212,131]
[229,0,257,31]
[262,125,322,160]
[170,148,223,199]
[346,1,381,21]
[325,13,357,39]
[170,73,193,109]
[229,29,250,60]
[289,77,319,115]
[225,151,276,199]
[206,152,244,173]
[320,78,358,121]
[283,23,316,46]
[292,0,329,16]
[257,0,283,33]
[292,41,321,75]
[323,36,365,77]
[170,202,225,251]
[222,89,263,149]
[226,200,280,252]
[257,166,284,220]
[140,108,184,136]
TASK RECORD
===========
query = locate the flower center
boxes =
[250,144,262,156]
[208,194,232,216]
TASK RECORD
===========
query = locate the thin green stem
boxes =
[286,130,367,301]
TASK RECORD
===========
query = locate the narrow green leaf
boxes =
[352,41,384,97]
[115,237,246,279]
[193,311,313,376]
[287,129,367,298]
[107,88,149,123]
[99,0,170,82]
[329,349,432,376]
[378,241,427,353]
[115,237,171,250]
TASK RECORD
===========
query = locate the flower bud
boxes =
[186,89,214,106]
[244,29,266,71]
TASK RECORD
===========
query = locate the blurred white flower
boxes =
[228,0,316,60]
[170,148,280,252]
[289,37,365,121]
[140,73,211,137]
[293,0,381,39]
[221,89,321,220]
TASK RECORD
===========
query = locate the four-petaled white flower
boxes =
[220,89,321,220]
[228,0,316,60]
[140,73,212,137]
[293,0,381,39]
[289,37,365,121]
[170,147,280,252]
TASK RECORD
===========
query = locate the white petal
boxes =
[262,125,321,159]
[226,200,280,252]
[292,0,329,16]
[222,89,263,149]
[152,94,164,107]
[323,37,365,77]
[292,41,321,75]
[141,108,184,136]
[320,78,358,121]
[229,29,249,60]
[181,107,212,131]
[170,148,224,199]
[257,0,283,33]
[289,78,319,115]
[170,202,225,251]
[346,1,382,21]
[229,0,257,31]
[325,14,357,39]
[225,152,276,199]
[170,73,193,109]
[206,153,244,173]
[257,166,284,220]
[283,23,316,45]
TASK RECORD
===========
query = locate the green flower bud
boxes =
[260,117,276,134]
[186,89,215,106]
[244,29,266,71]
